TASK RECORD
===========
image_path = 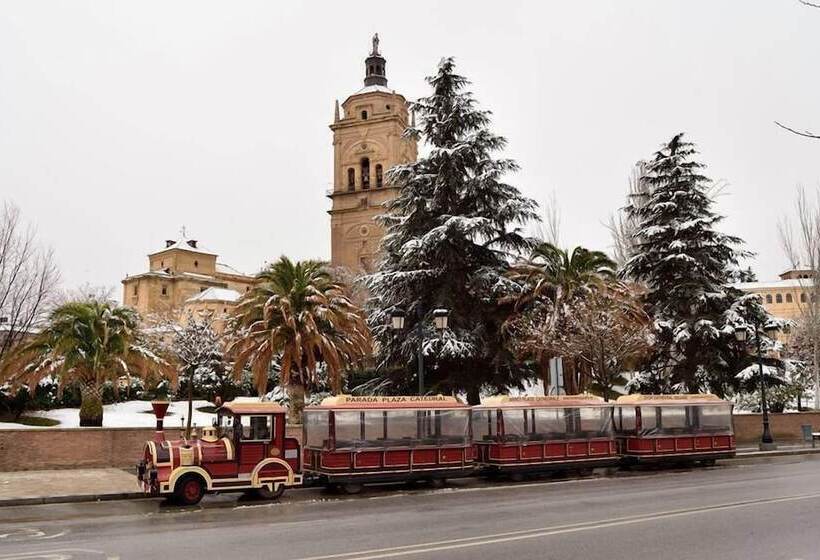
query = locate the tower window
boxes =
[775,293,783,304]
[361,110,368,120]
[194,260,198,268]
[347,168,355,190]
[133,284,138,296]
[802,293,808,303]
[161,285,167,296]
[765,294,772,304]
[786,293,793,303]
[361,157,370,190]
[376,164,383,188]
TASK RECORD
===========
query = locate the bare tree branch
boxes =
[775,121,820,140]
[799,0,820,8]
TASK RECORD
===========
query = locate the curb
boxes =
[0,491,149,508]
[1,448,818,508]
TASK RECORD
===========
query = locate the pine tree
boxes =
[622,133,763,394]
[367,58,538,403]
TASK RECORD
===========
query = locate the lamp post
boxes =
[390,307,449,395]
[734,321,780,451]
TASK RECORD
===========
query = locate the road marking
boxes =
[0,529,66,542]
[0,549,107,560]
[291,491,820,560]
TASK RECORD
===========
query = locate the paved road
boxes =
[1,455,819,560]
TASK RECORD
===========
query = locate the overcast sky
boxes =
[1,1,818,298]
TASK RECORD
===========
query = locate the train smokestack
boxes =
[151,400,170,442]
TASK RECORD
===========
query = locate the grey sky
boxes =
[1,1,818,298]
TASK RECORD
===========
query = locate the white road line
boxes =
[291,491,820,560]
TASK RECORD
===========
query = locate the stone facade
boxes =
[121,236,255,320]
[328,36,418,272]
[735,267,814,321]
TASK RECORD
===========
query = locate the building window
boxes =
[361,157,370,190]
[161,285,167,296]
[347,168,355,190]
[801,293,808,303]
[786,293,793,303]
[776,293,783,304]
[765,294,773,304]
[246,286,250,292]
[361,110,368,120]
[160,261,164,267]
[376,164,383,188]
[133,285,138,296]
[194,260,198,268]
[386,104,391,110]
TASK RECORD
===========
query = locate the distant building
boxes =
[122,234,255,321]
[327,34,418,272]
[735,267,814,321]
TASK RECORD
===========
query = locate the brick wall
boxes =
[733,412,820,444]
[0,425,304,472]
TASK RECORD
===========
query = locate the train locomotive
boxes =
[136,393,735,505]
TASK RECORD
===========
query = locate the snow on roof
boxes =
[216,262,248,277]
[186,287,241,303]
[149,234,217,256]
[734,278,814,290]
[353,84,396,95]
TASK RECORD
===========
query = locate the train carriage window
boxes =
[579,407,613,437]
[304,411,329,448]
[533,408,566,440]
[697,405,732,432]
[385,410,418,443]
[617,407,637,434]
[333,411,361,449]
[242,415,273,441]
[471,410,496,441]
[659,406,691,434]
[501,409,527,441]
[639,407,659,436]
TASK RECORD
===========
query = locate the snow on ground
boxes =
[0,399,217,430]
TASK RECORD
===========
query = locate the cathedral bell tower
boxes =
[328,34,418,272]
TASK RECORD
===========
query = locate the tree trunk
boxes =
[466,385,481,406]
[79,384,103,427]
[287,383,306,426]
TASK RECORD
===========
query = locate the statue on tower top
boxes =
[371,33,380,56]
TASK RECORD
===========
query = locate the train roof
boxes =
[218,398,287,415]
[474,394,610,409]
[311,395,467,410]
[616,394,730,406]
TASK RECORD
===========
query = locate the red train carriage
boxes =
[302,395,474,493]
[472,395,619,479]
[615,394,736,465]
[137,398,302,505]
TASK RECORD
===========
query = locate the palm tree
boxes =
[1,300,173,426]
[507,243,616,393]
[228,257,371,424]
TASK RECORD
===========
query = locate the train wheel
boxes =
[253,483,285,501]
[174,474,205,506]
[509,472,525,483]
[342,483,363,495]
[429,478,446,488]
[701,459,717,467]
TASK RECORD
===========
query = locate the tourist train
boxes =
[137,393,736,505]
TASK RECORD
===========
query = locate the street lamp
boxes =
[390,307,450,395]
[734,321,780,451]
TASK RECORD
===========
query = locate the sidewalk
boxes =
[1,445,819,508]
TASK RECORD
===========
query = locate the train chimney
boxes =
[151,400,170,442]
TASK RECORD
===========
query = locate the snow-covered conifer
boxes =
[367,58,538,403]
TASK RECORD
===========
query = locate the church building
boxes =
[328,35,418,272]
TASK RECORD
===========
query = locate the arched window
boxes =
[376,164,383,188]
[361,158,370,190]
[786,293,793,303]
[765,294,773,304]
[801,293,808,303]
[347,168,355,190]
[361,110,368,120]
[775,293,783,303]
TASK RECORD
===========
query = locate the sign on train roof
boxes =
[475,394,608,409]
[616,393,728,405]
[219,397,287,415]
[314,395,467,409]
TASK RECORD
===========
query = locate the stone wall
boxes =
[0,426,303,472]
[733,412,820,444]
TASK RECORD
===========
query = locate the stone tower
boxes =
[328,34,418,272]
